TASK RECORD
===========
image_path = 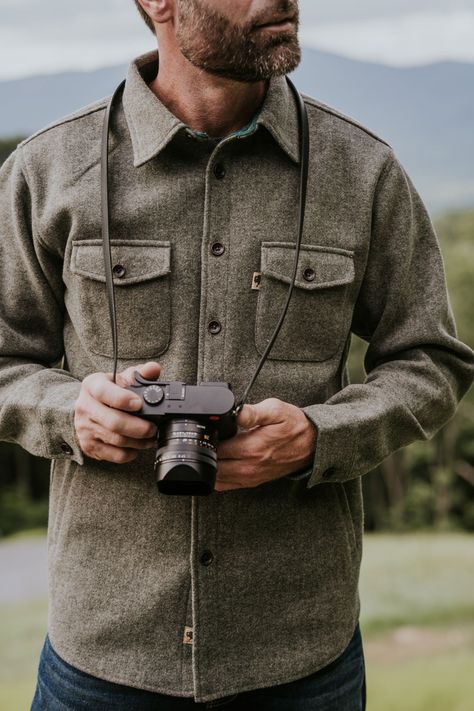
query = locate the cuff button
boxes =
[60,441,73,455]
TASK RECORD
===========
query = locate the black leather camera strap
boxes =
[101,76,309,405]
[236,78,309,410]
[101,79,126,383]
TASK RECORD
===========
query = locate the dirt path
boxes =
[0,536,47,603]
[364,625,473,663]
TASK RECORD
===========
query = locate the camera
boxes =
[126,372,238,495]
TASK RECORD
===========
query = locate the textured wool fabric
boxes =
[0,49,473,703]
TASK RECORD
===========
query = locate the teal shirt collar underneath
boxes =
[186,110,261,142]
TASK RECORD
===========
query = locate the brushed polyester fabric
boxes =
[0,50,473,703]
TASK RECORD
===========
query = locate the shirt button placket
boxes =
[202,153,229,383]
[195,147,232,694]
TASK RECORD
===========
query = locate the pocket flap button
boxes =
[112,264,126,278]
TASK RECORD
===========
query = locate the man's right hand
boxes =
[74,361,161,463]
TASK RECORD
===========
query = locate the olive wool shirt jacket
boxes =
[1,50,474,703]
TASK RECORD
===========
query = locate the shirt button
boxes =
[303,267,316,282]
[213,163,226,180]
[200,549,214,566]
[210,242,225,257]
[60,442,73,455]
[208,320,222,335]
[322,467,336,479]
[112,264,126,278]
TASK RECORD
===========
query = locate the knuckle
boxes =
[74,400,86,417]
[107,412,122,432]
[260,450,274,467]
[147,423,158,437]
[134,420,147,436]
[76,426,87,443]
[82,373,94,388]
[267,397,283,413]
[248,464,260,479]
[117,365,138,387]
[115,449,135,464]
[84,372,103,390]
[241,445,254,460]
[87,441,102,460]
[113,389,131,410]
[109,431,125,447]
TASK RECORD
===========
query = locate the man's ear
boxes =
[136,0,175,25]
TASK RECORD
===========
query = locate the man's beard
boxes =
[175,0,301,82]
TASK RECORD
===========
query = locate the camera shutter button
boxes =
[143,385,164,406]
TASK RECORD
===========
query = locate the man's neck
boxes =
[148,45,267,139]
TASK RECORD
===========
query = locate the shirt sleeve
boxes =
[0,146,84,464]
[300,151,474,489]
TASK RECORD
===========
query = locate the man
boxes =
[0,0,473,708]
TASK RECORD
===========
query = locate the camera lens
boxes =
[154,419,219,495]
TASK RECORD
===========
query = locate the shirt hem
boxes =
[48,610,360,704]
[194,612,361,702]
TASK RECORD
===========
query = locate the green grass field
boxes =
[1,532,473,710]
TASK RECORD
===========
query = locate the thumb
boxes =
[236,398,285,430]
[137,361,161,381]
[117,361,161,387]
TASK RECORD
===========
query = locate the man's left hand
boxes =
[215,398,317,491]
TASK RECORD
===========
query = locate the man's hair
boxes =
[134,1,155,34]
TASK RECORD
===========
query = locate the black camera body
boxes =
[126,372,237,495]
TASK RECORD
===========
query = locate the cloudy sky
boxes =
[1,0,474,80]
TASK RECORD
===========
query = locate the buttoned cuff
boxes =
[299,405,356,488]
[40,380,84,465]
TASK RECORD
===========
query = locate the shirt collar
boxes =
[122,50,301,168]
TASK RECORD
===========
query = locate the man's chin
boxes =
[196,47,301,83]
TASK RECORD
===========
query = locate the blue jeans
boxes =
[31,623,366,710]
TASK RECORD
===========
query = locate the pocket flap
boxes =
[260,242,354,290]
[70,240,171,285]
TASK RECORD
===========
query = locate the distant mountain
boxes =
[1,49,473,215]
[0,65,126,137]
[293,51,474,216]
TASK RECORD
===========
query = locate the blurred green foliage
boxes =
[0,137,24,165]
[350,208,474,533]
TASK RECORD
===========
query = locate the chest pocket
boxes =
[255,242,355,362]
[68,239,171,359]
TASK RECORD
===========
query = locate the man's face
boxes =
[175,0,300,82]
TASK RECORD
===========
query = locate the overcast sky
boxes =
[1,0,474,80]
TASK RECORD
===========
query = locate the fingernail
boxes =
[130,398,142,408]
